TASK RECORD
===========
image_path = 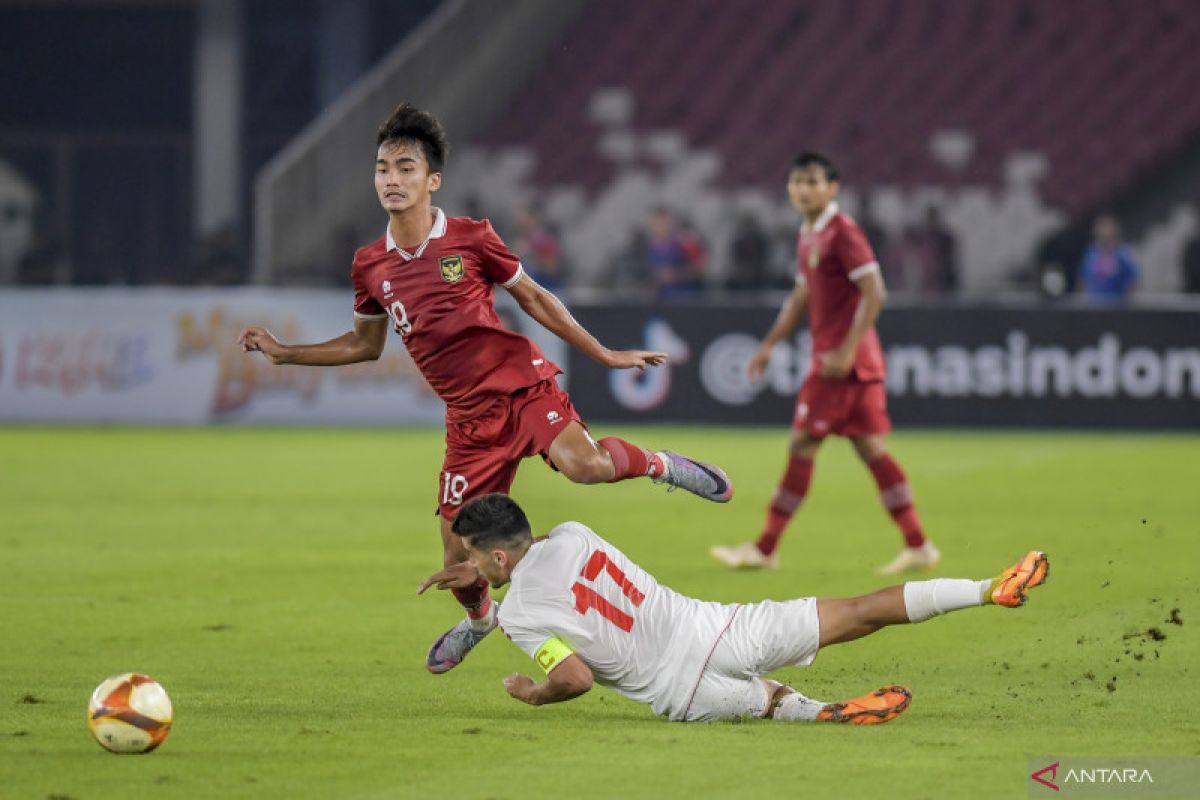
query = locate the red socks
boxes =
[755,455,814,556]
[867,454,926,547]
[754,451,926,556]
[451,578,492,619]
[598,437,665,481]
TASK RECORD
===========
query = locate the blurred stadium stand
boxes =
[253,0,589,286]
[1,0,1199,298]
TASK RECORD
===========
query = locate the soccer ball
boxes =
[87,673,173,754]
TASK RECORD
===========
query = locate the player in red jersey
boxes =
[710,152,939,575]
[238,104,732,673]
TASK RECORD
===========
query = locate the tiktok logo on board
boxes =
[609,319,689,412]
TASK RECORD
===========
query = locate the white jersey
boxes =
[497,522,736,719]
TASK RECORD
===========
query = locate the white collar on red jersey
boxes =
[801,201,839,235]
[386,207,447,261]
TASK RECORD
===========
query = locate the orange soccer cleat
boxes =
[817,685,912,725]
[989,550,1050,608]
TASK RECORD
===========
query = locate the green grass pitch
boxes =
[2,426,1197,799]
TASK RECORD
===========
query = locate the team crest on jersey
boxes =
[807,246,821,269]
[382,279,392,296]
[438,255,464,284]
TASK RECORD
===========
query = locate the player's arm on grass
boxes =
[504,652,593,706]
[817,268,886,378]
[237,316,387,366]
[748,280,810,382]
[505,274,667,371]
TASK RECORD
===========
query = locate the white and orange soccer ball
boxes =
[87,673,173,754]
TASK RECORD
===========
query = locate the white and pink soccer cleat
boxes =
[426,617,495,674]
[652,451,734,503]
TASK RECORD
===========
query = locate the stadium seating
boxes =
[481,0,1200,215]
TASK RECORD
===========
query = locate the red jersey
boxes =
[796,202,886,381]
[351,209,561,423]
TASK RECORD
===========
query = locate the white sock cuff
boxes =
[467,600,498,632]
[771,691,826,722]
[903,579,989,623]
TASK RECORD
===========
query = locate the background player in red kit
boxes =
[710,152,939,575]
[238,104,733,673]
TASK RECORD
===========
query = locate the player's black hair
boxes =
[792,151,840,182]
[376,103,448,173]
[452,493,532,551]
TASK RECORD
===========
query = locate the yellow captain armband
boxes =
[533,637,574,675]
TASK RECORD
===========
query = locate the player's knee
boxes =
[789,436,821,458]
[852,436,887,461]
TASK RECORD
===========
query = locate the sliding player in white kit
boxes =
[418,494,1050,723]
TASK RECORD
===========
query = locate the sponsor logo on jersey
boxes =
[547,410,562,425]
[439,255,464,284]
[382,279,392,298]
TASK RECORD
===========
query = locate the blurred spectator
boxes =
[1077,215,1138,304]
[644,208,704,300]
[1035,225,1090,298]
[883,226,937,294]
[0,158,38,285]
[461,194,485,222]
[610,229,649,292]
[512,206,564,292]
[677,218,707,275]
[725,214,771,290]
[16,230,69,285]
[857,195,889,256]
[924,207,959,294]
[192,224,245,286]
[772,223,802,285]
[1183,225,1200,294]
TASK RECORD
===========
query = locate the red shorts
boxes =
[437,379,581,520]
[793,375,891,438]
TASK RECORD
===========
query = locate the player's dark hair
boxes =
[376,103,448,173]
[793,151,839,182]
[452,493,532,551]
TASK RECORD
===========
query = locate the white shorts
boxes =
[677,598,821,722]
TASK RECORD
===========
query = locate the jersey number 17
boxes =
[571,549,645,633]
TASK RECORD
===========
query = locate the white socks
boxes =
[467,600,498,632]
[903,578,990,623]
[771,691,827,721]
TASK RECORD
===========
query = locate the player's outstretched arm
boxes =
[503,656,594,706]
[237,317,387,367]
[505,274,666,370]
[416,561,482,594]
[748,281,810,382]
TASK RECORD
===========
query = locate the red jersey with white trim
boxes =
[796,201,886,381]
[351,209,561,423]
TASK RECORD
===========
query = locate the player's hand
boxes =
[604,349,668,370]
[746,344,773,384]
[503,673,536,703]
[416,561,481,594]
[817,347,854,379]
[237,327,288,364]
